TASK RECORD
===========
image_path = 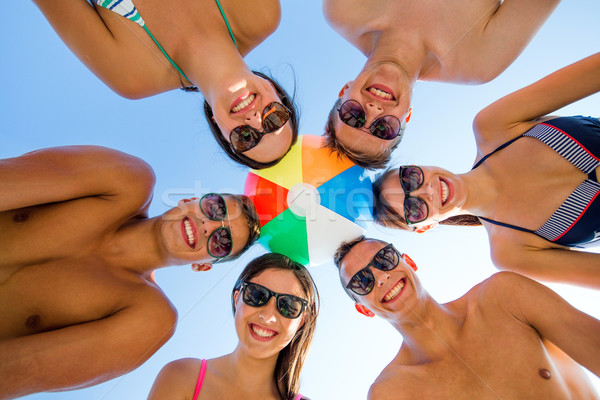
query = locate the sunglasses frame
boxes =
[399,166,430,225]
[199,193,233,258]
[228,102,291,153]
[240,281,308,319]
[337,99,403,140]
[345,244,401,297]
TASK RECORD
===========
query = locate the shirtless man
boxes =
[322,0,561,169]
[335,237,600,399]
[0,146,260,399]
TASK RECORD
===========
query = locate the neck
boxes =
[458,167,500,218]
[224,345,280,395]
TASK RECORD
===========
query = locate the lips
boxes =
[181,217,198,249]
[382,278,406,303]
[249,323,278,342]
[366,84,396,101]
[231,93,256,113]
[440,177,453,206]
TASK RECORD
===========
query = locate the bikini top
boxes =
[94,0,237,92]
[472,116,600,248]
[191,359,306,400]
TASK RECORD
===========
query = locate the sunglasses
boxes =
[345,244,401,297]
[229,102,291,153]
[399,166,429,225]
[240,281,308,319]
[337,100,402,140]
[199,193,233,258]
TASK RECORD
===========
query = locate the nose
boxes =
[244,110,263,130]
[374,269,391,287]
[411,181,434,202]
[258,298,278,323]
[364,102,384,124]
[202,219,225,237]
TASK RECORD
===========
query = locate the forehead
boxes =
[249,268,305,298]
[339,240,388,281]
[223,196,251,254]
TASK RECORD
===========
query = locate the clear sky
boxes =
[2,1,600,399]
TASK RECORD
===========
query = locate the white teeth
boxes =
[441,180,449,205]
[184,219,195,246]
[231,94,256,112]
[384,279,405,302]
[368,88,393,100]
[252,324,276,338]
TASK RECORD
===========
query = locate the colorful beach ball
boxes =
[244,135,373,266]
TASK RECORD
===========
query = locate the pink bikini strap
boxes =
[192,359,207,400]
[293,394,303,400]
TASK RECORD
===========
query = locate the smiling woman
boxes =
[147,253,319,400]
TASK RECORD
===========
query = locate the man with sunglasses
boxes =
[334,237,600,399]
[0,146,260,398]
[322,0,560,169]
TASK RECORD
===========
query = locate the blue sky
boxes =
[2,1,600,399]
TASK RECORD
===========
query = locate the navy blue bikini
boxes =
[473,116,600,248]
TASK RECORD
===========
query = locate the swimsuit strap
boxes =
[214,0,238,47]
[293,395,304,400]
[192,359,208,400]
[477,216,535,234]
[472,135,524,170]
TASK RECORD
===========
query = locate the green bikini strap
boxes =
[214,0,238,47]
[142,25,195,85]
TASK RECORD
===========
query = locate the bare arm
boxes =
[0,295,176,399]
[0,145,155,213]
[473,53,600,147]
[494,272,600,377]
[147,358,201,400]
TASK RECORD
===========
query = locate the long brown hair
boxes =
[231,253,319,400]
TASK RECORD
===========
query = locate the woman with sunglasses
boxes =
[32,0,298,169]
[372,53,600,289]
[147,253,319,400]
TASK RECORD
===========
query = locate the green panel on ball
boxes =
[258,209,309,265]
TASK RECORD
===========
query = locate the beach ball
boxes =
[244,135,373,266]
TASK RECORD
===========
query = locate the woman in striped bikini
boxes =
[372,53,600,289]
[32,0,298,169]
[147,253,319,400]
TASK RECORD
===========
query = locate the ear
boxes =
[354,303,375,318]
[192,262,212,272]
[232,289,240,314]
[402,253,418,272]
[404,107,413,124]
[177,197,199,206]
[414,222,437,234]
[338,81,352,98]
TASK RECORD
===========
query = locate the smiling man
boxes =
[335,237,600,399]
[0,146,260,398]
[322,0,561,169]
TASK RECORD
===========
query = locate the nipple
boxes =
[538,368,551,380]
[13,212,29,222]
[25,314,41,329]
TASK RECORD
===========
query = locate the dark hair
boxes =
[203,71,299,170]
[214,194,261,264]
[322,98,403,170]
[231,253,319,400]
[333,236,367,302]
[372,169,482,229]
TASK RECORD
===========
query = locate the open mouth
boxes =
[440,178,450,205]
[249,323,278,341]
[231,93,256,113]
[181,217,198,249]
[367,85,396,101]
[382,278,406,303]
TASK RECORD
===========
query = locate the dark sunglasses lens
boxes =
[348,269,375,296]
[200,194,227,221]
[373,246,400,271]
[339,100,366,128]
[207,227,232,258]
[404,197,428,224]
[277,295,304,319]
[400,166,424,192]
[243,283,271,307]
[370,116,401,140]
[262,102,290,133]
[230,126,261,152]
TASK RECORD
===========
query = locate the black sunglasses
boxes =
[229,102,291,153]
[399,166,429,225]
[345,244,401,296]
[199,193,232,258]
[241,281,308,319]
[337,99,402,140]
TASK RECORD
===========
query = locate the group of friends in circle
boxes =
[2,0,599,399]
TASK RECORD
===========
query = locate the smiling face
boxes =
[233,268,307,360]
[339,239,424,321]
[158,195,251,265]
[380,166,466,229]
[334,62,413,157]
[210,74,294,164]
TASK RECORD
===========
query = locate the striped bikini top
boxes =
[94,0,237,92]
[473,116,600,248]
